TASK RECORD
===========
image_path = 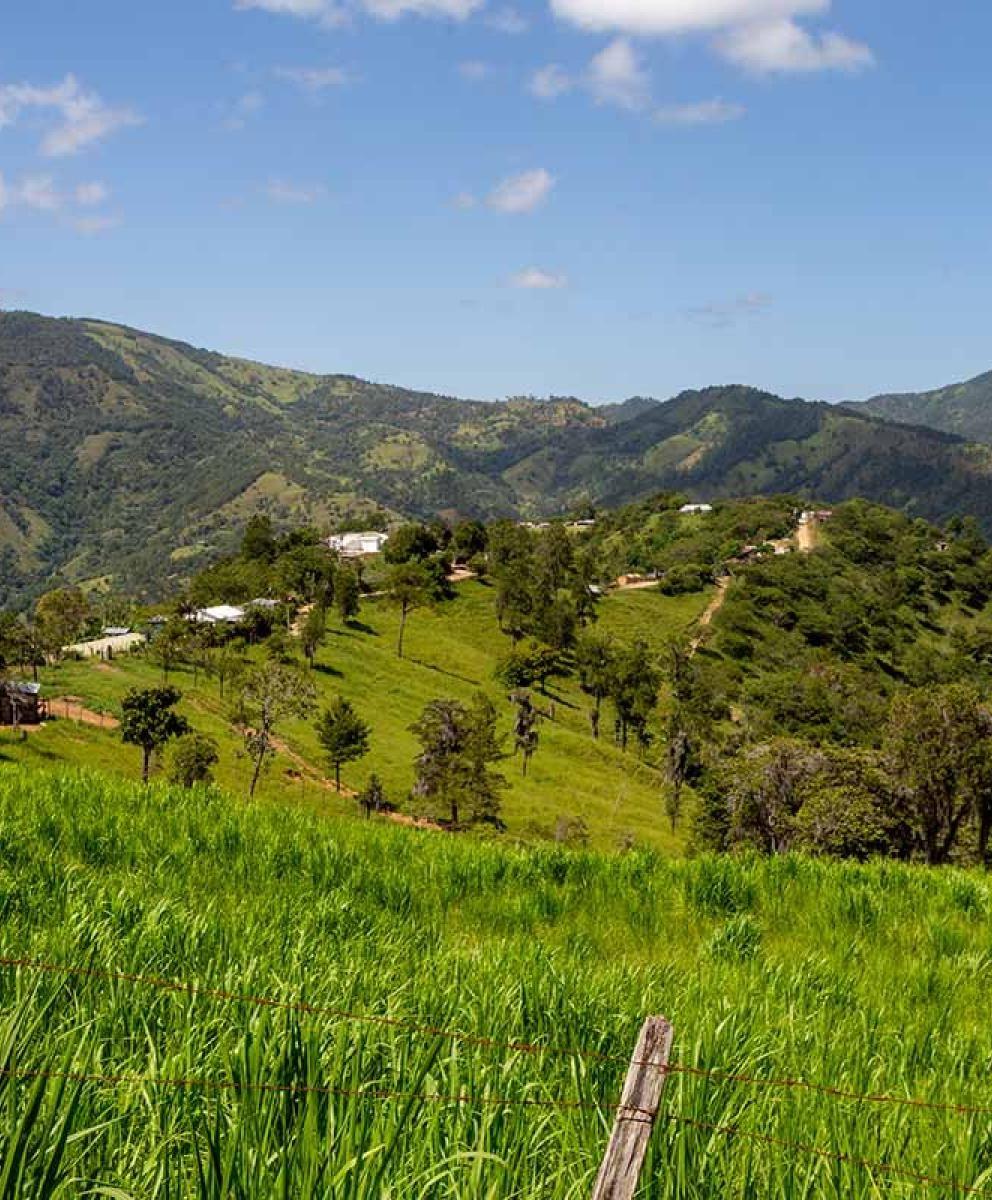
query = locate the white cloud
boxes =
[223,91,265,131]
[452,190,478,209]
[458,60,494,81]
[550,0,827,36]
[549,0,873,76]
[487,167,556,214]
[266,179,327,204]
[655,97,745,125]
[274,65,350,91]
[487,7,529,33]
[686,291,772,327]
[531,42,655,112]
[0,75,141,157]
[529,63,575,100]
[17,175,61,212]
[511,267,568,289]
[75,181,110,206]
[717,19,874,72]
[236,0,480,22]
[70,213,120,236]
[587,37,650,110]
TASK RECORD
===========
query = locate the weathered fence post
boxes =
[592,1016,674,1200]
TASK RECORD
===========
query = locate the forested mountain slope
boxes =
[853,369,992,443]
[5,309,992,604]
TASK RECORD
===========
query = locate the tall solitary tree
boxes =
[511,690,539,776]
[120,687,190,783]
[575,631,615,739]
[235,663,317,800]
[385,562,432,659]
[315,697,371,792]
[411,694,507,828]
[334,568,362,624]
[300,605,327,670]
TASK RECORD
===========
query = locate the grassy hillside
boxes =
[0,583,711,852]
[855,368,992,443]
[6,310,992,606]
[2,768,992,1196]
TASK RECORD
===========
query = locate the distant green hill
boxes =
[853,369,992,443]
[5,309,992,604]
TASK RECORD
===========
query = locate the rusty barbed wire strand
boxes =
[4,954,992,1118]
[664,1112,992,1197]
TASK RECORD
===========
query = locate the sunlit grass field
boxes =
[0,582,714,852]
[2,770,992,1197]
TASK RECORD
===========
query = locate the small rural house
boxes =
[680,504,714,515]
[0,681,44,727]
[194,605,246,625]
[326,532,389,558]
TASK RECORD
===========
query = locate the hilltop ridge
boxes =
[4,309,992,604]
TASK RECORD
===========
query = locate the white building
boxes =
[194,604,246,624]
[680,504,713,515]
[327,531,389,558]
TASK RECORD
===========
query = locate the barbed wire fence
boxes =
[1,954,989,1196]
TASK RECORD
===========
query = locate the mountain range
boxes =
[852,369,992,443]
[3,309,992,606]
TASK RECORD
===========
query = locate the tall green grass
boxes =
[1,769,992,1196]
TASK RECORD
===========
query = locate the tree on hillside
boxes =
[411,694,507,828]
[300,605,327,670]
[884,684,992,865]
[358,773,388,819]
[385,562,433,659]
[35,587,89,657]
[384,523,437,565]
[575,630,615,739]
[610,639,661,752]
[208,642,247,700]
[665,717,692,833]
[242,514,277,563]
[235,663,317,801]
[149,617,189,682]
[334,567,361,623]
[511,690,539,776]
[166,732,220,789]
[316,697,371,793]
[120,687,190,783]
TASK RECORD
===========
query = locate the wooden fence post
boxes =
[592,1016,674,1200]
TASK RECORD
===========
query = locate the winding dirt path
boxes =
[689,578,730,655]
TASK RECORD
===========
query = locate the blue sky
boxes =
[1,0,991,404]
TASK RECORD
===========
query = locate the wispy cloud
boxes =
[587,38,651,110]
[548,0,874,76]
[0,74,141,157]
[0,170,119,234]
[486,6,529,33]
[223,91,265,131]
[69,213,121,236]
[716,20,874,73]
[235,0,481,24]
[265,179,327,204]
[529,63,575,100]
[685,291,773,328]
[75,181,110,206]
[458,60,494,82]
[510,267,568,289]
[487,168,556,214]
[655,98,745,125]
[274,65,351,91]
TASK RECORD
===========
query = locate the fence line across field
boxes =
[0,1063,988,1198]
[3,953,991,1120]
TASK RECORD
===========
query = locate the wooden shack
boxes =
[0,682,44,727]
